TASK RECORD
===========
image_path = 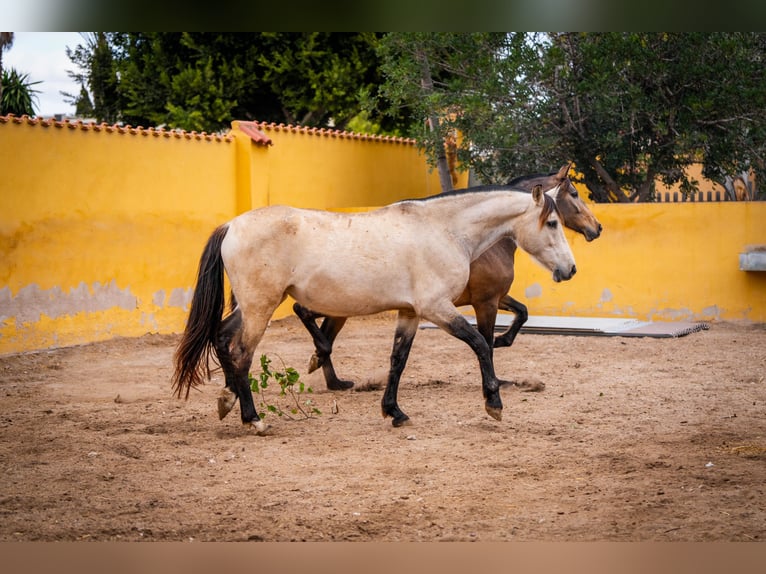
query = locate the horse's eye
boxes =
[546,219,558,229]
[570,189,578,198]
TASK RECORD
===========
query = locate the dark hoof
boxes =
[382,405,410,427]
[498,378,545,392]
[327,379,354,391]
[392,414,411,427]
[485,404,503,421]
[493,335,515,348]
[485,391,503,421]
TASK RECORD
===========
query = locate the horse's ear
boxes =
[556,163,570,180]
[532,184,544,205]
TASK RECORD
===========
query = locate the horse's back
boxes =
[227,203,434,249]
[220,203,470,317]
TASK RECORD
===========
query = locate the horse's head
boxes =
[521,184,577,283]
[550,163,602,242]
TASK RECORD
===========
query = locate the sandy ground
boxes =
[1,313,764,542]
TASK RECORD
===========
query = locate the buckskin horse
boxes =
[296,164,601,393]
[172,183,576,432]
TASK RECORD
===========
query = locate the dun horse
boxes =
[296,164,602,392]
[172,184,576,432]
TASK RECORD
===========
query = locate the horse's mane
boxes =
[402,184,524,203]
[538,191,559,229]
[398,185,561,228]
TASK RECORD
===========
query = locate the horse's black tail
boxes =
[172,224,229,399]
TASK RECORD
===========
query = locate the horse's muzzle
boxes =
[585,223,603,242]
[553,264,577,283]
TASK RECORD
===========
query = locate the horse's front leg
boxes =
[493,294,528,349]
[431,307,503,421]
[293,303,353,390]
[381,310,419,427]
[479,297,543,392]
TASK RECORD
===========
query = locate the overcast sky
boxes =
[3,32,84,117]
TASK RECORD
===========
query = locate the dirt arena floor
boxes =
[1,313,764,542]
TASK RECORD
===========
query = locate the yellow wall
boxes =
[507,201,766,323]
[1,114,763,356]
[235,122,449,210]
[0,117,450,354]
[0,118,239,354]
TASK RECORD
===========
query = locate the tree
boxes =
[541,32,766,202]
[65,32,122,124]
[375,32,766,201]
[108,33,244,131]
[373,33,523,190]
[74,84,94,118]
[1,68,40,116]
[65,33,406,134]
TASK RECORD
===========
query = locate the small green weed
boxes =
[249,354,321,420]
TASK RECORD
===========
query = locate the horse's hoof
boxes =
[493,337,513,348]
[327,379,354,391]
[245,419,271,436]
[485,405,503,421]
[382,406,410,427]
[308,353,321,374]
[392,415,411,428]
[217,388,237,420]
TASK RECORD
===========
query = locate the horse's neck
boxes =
[429,191,534,256]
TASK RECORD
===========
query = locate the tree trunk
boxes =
[589,157,631,202]
[425,116,455,192]
[636,167,656,202]
[416,48,453,192]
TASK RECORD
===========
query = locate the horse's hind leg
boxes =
[214,307,270,434]
[293,304,353,390]
[214,308,242,420]
[293,303,331,368]
[317,316,352,390]
[381,310,419,427]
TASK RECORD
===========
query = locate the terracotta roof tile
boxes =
[1,114,415,146]
[236,121,273,145]
[0,114,233,143]
[245,120,416,145]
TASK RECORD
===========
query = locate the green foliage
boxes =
[62,32,766,201]
[165,56,240,132]
[74,85,94,118]
[540,32,766,201]
[374,32,766,202]
[65,32,409,134]
[249,354,320,420]
[0,68,40,116]
[372,33,549,183]
[64,32,121,124]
